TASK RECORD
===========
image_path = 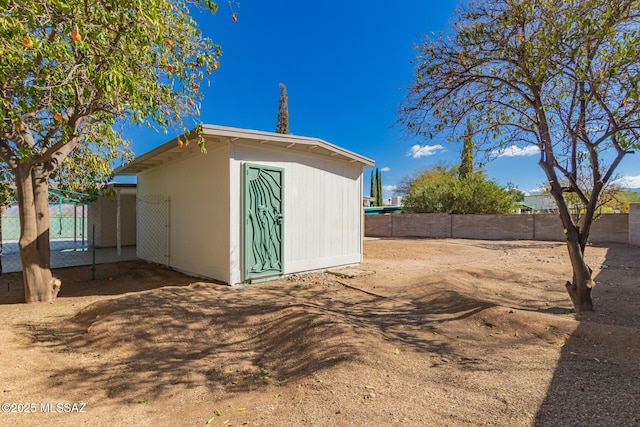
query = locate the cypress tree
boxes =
[370,170,377,206]
[376,168,383,206]
[459,119,474,179]
[276,83,289,134]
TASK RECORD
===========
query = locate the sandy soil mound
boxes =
[0,240,638,426]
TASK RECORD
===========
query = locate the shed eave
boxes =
[113,125,375,176]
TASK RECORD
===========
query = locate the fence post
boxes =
[165,196,170,267]
[82,204,86,250]
[91,223,96,280]
[116,188,121,257]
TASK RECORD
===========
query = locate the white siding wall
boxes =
[137,144,231,282]
[87,191,137,247]
[230,142,363,284]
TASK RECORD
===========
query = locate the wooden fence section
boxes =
[365,212,632,244]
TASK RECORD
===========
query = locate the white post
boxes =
[73,205,77,247]
[116,188,122,257]
[165,196,170,267]
[82,204,86,250]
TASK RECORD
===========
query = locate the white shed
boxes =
[114,125,374,285]
[87,183,137,249]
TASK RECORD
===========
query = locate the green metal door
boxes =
[244,163,284,281]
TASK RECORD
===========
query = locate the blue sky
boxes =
[120,1,640,198]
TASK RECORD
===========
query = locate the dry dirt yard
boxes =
[0,238,638,427]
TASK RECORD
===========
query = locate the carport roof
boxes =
[113,124,375,176]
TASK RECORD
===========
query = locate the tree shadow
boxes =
[0,260,195,304]
[533,243,640,426]
[16,275,496,404]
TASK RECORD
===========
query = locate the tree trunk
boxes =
[15,165,55,303]
[33,165,55,295]
[538,153,595,313]
[543,182,595,313]
[564,239,594,312]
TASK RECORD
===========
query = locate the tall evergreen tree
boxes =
[370,170,377,206]
[276,83,289,134]
[459,119,474,179]
[376,168,383,206]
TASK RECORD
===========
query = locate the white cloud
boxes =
[493,145,539,158]
[613,175,640,188]
[382,185,397,192]
[407,144,445,158]
[526,187,547,195]
[380,167,391,172]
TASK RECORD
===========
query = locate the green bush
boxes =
[402,167,517,214]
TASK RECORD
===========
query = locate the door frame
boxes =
[243,162,285,282]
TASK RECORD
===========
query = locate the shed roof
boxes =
[114,124,374,176]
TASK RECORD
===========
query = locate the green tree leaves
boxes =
[1,0,221,167]
[276,83,289,134]
[402,167,517,214]
[400,0,640,311]
[370,168,383,207]
[0,0,222,302]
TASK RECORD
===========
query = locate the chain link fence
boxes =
[0,188,139,274]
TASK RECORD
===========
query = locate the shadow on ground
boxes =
[534,244,640,427]
[0,260,194,304]
[18,273,495,404]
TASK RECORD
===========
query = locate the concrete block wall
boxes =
[533,215,565,241]
[393,213,451,238]
[533,214,629,244]
[365,214,392,238]
[451,214,534,240]
[365,212,631,244]
[630,204,640,246]
[589,214,629,244]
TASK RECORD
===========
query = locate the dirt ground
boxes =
[0,238,638,427]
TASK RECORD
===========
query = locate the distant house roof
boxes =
[523,194,559,211]
[114,124,374,176]
[364,206,402,215]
